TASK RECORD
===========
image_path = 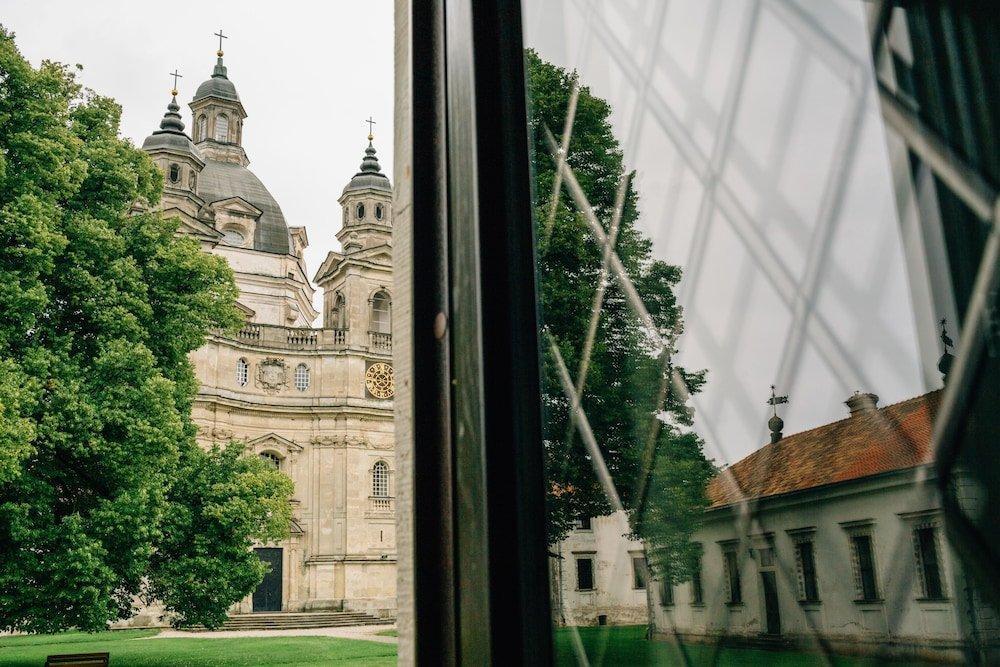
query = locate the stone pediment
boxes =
[163,207,224,243]
[248,433,304,456]
[313,245,392,285]
[234,301,256,319]
[209,196,263,218]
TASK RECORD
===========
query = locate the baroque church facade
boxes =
[139,48,396,618]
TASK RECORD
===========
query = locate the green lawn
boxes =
[553,625,927,665]
[0,630,396,667]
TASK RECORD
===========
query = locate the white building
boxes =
[551,511,648,627]
[651,389,998,661]
[136,47,397,619]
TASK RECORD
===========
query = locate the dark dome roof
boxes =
[193,57,240,103]
[142,96,202,158]
[198,160,290,254]
[343,141,391,194]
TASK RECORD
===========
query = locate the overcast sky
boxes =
[525,0,930,461]
[2,0,394,312]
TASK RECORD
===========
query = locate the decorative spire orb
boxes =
[217,49,224,57]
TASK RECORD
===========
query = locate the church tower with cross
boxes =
[135,33,397,624]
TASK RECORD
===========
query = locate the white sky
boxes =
[2,0,394,314]
[525,1,931,461]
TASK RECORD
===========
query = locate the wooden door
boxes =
[252,548,283,612]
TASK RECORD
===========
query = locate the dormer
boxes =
[210,196,262,249]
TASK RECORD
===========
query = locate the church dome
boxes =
[198,160,290,254]
[142,96,202,157]
[343,140,391,195]
[193,57,240,103]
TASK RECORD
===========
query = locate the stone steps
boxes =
[195,611,392,632]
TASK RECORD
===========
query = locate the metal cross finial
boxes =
[169,69,183,96]
[214,29,228,56]
[767,384,789,416]
[366,116,376,141]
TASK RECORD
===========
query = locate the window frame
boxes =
[235,357,249,387]
[404,0,551,661]
[294,363,310,391]
[722,546,743,605]
[214,113,229,142]
[574,556,594,592]
[372,460,390,498]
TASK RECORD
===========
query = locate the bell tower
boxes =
[189,31,249,167]
[314,127,393,338]
[141,71,207,230]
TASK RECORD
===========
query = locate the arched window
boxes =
[375,203,384,221]
[260,452,281,470]
[372,460,389,497]
[294,363,310,391]
[236,358,249,386]
[356,202,365,220]
[168,163,180,183]
[371,291,391,334]
[214,114,229,142]
[331,293,347,329]
[197,115,207,141]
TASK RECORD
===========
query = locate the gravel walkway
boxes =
[146,624,398,644]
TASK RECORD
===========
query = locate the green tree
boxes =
[526,50,715,578]
[0,27,292,632]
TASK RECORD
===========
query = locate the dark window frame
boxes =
[408,0,551,662]
[796,540,821,603]
[575,557,594,592]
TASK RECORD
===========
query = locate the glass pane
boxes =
[522,1,997,663]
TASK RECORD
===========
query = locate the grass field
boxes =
[0,629,396,667]
[1,624,931,665]
[554,625,930,665]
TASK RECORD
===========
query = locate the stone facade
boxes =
[140,50,396,617]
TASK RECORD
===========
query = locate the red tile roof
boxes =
[706,390,942,508]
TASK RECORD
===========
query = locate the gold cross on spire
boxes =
[366,116,376,141]
[169,69,183,96]
[214,29,228,57]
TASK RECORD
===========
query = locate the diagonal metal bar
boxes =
[548,329,625,513]
[542,77,581,247]
[563,171,633,449]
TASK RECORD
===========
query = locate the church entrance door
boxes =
[253,548,283,612]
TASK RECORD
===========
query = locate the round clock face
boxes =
[365,362,394,399]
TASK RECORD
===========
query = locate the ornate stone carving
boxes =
[256,357,288,393]
[365,362,394,399]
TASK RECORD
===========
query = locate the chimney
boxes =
[845,391,879,416]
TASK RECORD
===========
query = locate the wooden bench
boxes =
[44,652,109,667]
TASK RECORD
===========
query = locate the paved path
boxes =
[147,624,398,644]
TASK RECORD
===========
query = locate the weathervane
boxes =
[169,69,183,96]
[767,384,789,416]
[366,116,376,142]
[214,29,228,57]
[767,385,789,443]
[938,318,955,381]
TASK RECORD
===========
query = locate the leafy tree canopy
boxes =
[0,27,292,632]
[527,50,715,578]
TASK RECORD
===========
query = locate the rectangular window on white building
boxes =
[691,564,704,606]
[723,548,742,605]
[659,579,673,606]
[794,540,820,603]
[850,534,880,602]
[575,557,594,591]
[914,525,946,600]
[631,555,648,590]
